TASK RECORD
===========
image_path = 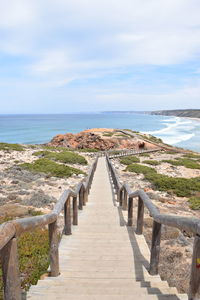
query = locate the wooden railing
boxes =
[106,155,200,300]
[108,148,160,158]
[0,158,98,300]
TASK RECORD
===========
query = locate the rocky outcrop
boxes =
[48,130,147,151]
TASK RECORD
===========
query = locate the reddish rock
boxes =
[48,129,156,151]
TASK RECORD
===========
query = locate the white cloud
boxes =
[0,0,200,111]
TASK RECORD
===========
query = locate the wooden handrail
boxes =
[106,154,200,300]
[0,157,98,300]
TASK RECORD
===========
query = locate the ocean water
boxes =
[0,113,199,152]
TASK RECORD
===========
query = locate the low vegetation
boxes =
[126,163,200,197]
[162,158,200,169]
[188,196,200,210]
[183,153,200,159]
[138,152,150,157]
[102,132,114,137]
[33,150,87,165]
[20,158,85,178]
[120,156,140,165]
[142,160,161,166]
[0,216,49,298]
[0,142,24,151]
[75,148,98,153]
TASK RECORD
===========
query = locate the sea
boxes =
[0,113,200,153]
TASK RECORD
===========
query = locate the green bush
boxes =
[126,163,156,175]
[18,229,49,290]
[0,217,49,297]
[103,132,114,137]
[139,153,150,157]
[33,150,87,165]
[188,196,200,210]
[165,150,177,154]
[183,153,200,159]
[0,142,24,151]
[142,160,160,166]
[75,148,98,153]
[20,158,85,178]
[162,158,200,169]
[126,163,200,197]
[120,156,140,165]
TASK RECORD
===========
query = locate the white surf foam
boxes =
[144,117,196,145]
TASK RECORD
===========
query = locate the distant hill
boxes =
[150,109,200,118]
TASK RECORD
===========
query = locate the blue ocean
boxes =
[0,113,199,153]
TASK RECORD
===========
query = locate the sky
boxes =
[0,0,200,113]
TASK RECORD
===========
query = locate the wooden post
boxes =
[73,196,78,225]
[128,197,133,226]
[149,221,162,275]
[79,186,83,210]
[120,189,123,206]
[64,198,71,235]
[49,220,59,276]
[122,190,127,210]
[136,196,144,234]
[189,234,200,300]
[1,238,21,300]
[83,187,88,205]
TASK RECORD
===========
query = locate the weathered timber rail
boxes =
[0,158,98,300]
[108,148,160,159]
[106,154,200,300]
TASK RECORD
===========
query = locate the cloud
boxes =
[0,0,200,112]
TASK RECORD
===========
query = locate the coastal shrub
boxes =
[0,142,24,151]
[188,196,200,210]
[139,153,150,157]
[145,173,200,197]
[103,132,114,137]
[165,150,177,155]
[18,229,49,290]
[75,148,98,153]
[0,217,49,298]
[142,160,160,166]
[20,158,85,178]
[28,209,44,216]
[33,150,87,165]
[120,156,140,165]
[183,153,200,159]
[126,163,200,197]
[126,163,156,176]
[162,158,200,169]
[109,150,122,155]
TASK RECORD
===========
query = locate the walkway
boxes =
[27,158,187,300]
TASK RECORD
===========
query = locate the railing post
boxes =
[49,220,60,276]
[64,198,71,235]
[149,221,162,275]
[119,189,123,206]
[1,238,21,300]
[128,197,133,226]
[189,234,200,300]
[136,196,144,234]
[73,196,78,225]
[122,190,127,210]
[83,187,88,205]
[79,186,83,210]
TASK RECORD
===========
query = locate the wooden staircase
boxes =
[27,157,187,300]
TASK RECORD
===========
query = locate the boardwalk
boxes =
[27,158,187,300]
